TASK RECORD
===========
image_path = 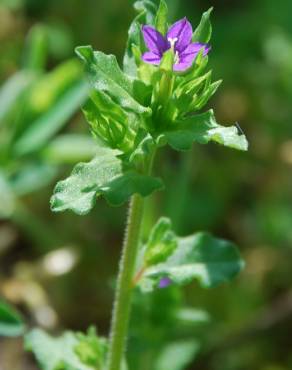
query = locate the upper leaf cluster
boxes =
[51,0,248,215]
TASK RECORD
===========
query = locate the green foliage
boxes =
[75,46,150,116]
[0,172,16,218]
[52,0,248,217]
[0,300,25,337]
[163,109,248,151]
[25,327,127,370]
[23,24,48,72]
[51,147,163,215]
[43,134,97,164]
[123,0,159,75]
[74,327,107,369]
[129,285,209,369]
[155,340,200,370]
[13,80,88,156]
[25,329,94,370]
[0,24,91,224]
[192,8,213,44]
[155,0,168,35]
[138,217,244,292]
[144,217,177,265]
[82,91,136,153]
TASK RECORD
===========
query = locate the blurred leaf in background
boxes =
[0,299,25,337]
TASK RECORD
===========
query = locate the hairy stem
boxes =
[107,154,155,370]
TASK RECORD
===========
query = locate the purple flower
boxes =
[158,277,172,289]
[142,17,210,72]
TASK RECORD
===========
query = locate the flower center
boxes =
[167,37,178,49]
[168,37,180,65]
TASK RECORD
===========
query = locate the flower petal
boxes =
[167,17,193,53]
[181,42,210,57]
[142,51,162,65]
[142,25,168,55]
[174,43,210,71]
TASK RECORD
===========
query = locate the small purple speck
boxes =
[158,277,172,288]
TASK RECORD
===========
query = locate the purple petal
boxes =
[142,25,168,55]
[158,277,172,288]
[181,42,210,57]
[142,51,162,65]
[167,17,193,53]
[174,43,210,71]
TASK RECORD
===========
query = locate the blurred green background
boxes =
[1,0,292,369]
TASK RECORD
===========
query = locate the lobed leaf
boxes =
[139,219,244,292]
[51,147,163,215]
[25,327,127,370]
[163,110,248,151]
[74,327,107,369]
[25,329,94,370]
[76,45,150,116]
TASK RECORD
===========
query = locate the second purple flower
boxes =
[142,17,210,72]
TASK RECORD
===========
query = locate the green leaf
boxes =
[74,327,107,369]
[155,0,168,35]
[139,230,244,292]
[25,327,127,370]
[51,147,163,215]
[9,162,57,196]
[123,15,144,76]
[0,71,35,124]
[25,329,93,370]
[82,90,136,153]
[123,0,158,76]
[42,134,98,164]
[134,0,158,19]
[194,79,222,110]
[76,46,150,116]
[154,340,200,370]
[0,172,15,219]
[23,24,48,72]
[129,130,156,165]
[164,110,248,151]
[175,308,210,326]
[192,8,213,44]
[0,300,25,337]
[13,80,88,156]
[144,217,177,266]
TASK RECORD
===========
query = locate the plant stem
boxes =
[107,154,155,370]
